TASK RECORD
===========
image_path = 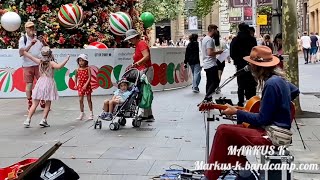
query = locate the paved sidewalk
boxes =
[0,57,319,179]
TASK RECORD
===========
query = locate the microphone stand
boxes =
[214,75,237,94]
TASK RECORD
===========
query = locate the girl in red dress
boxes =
[74,54,93,120]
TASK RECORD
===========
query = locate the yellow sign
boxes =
[257,15,268,25]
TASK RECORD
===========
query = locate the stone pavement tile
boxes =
[293,172,320,180]
[177,147,205,161]
[291,126,319,141]
[62,159,112,174]
[100,147,145,160]
[105,159,155,175]
[24,143,111,159]
[0,143,42,158]
[119,137,169,148]
[139,147,181,160]
[147,160,195,176]
[288,140,310,152]
[291,150,320,164]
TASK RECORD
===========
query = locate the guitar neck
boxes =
[199,103,245,111]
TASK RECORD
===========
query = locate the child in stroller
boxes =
[100,78,131,120]
[94,68,143,130]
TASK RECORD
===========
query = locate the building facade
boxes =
[153,0,220,44]
[309,0,319,34]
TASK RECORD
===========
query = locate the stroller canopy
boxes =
[121,68,141,84]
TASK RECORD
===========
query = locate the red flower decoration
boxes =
[26,6,34,14]
[88,36,95,43]
[58,36,65,44]
[42,5,49,13]
[3,36,10,44]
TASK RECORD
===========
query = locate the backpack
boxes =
[23,158,80,180]
[24,35,27,45]
[139,76,153,109]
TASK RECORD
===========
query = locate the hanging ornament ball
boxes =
[58,4,84,29]
[109,12,132,36]
[140,12,155,28]
[88,42,108,49]
[0,12,21,32]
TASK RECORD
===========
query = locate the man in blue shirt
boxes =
[204,46,300,180]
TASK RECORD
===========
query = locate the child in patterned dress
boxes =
[22,46,70,128]
[74,54,94,120]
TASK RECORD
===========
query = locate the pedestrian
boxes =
[22,46,70,128]
[202,45,300,180]
[124,29,155,121]
[261,34,274,52]
[201,25,223,102]
[315,32,320,62]
[300,31,311,64]
[273,33,284,69]
[74,54,94,120]
[230,23,257,107]
[184,34,201,93]
[309,32,318,64]
[18,21,48,111]
[214,30,225,86]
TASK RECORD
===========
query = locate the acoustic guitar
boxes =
[198,96,295,128]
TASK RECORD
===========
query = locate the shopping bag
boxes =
[139,75,153,109]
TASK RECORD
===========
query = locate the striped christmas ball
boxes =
[58,4,84,29]
[0,67,14,92]
[109,12,132,36]
[97,65,113,89]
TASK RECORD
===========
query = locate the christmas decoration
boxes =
[109,12,132,36]
[58,4,84,29]
[140,12,154,28]
[97,65,113,89]
[0,67,14,92]
[88,42,108,49]
[0,12,21,32]
[0,0,144,48]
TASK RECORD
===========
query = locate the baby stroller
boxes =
[94,68,143,130]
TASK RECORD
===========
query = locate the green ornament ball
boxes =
[140,12,155,28]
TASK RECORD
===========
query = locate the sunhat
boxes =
[118,78,129,88]
[77,54,88,62]
[243,46,280,67]
[124,29,139,41]
[25,21,35,28]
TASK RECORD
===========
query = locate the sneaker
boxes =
[24,119,31,128]
[100,112,108,120]
[39,120,50,127]
[193,87,200,93]
[76,112,85,120]
[88,114,94,120]
[40,100,45,108]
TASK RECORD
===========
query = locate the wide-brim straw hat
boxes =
[243,45,280,67]
[124,29,139,41]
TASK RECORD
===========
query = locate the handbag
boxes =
[265,125,293,146]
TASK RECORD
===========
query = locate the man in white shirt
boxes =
[201,24,223,101]
[300,31,311,64]
[18,21,47,110]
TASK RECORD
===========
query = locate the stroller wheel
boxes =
[110,122,120,131]
[132,120,141,128]
[99,121,102,129]
[118,117,126,126]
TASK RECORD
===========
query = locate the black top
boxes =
[230,31,257,68]
[184,41,200,65]
[310,35,318,47]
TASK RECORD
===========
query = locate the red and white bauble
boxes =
[58,4,84,29]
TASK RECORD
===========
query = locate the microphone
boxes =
[233,65,251,77]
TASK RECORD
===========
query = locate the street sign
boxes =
[257,15,268,25]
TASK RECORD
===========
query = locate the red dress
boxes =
[77,68,92,96]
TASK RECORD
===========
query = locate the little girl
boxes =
[74,54,94,120]
[23,46,70,127]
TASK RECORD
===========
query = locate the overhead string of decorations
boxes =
[0,0,155,49]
